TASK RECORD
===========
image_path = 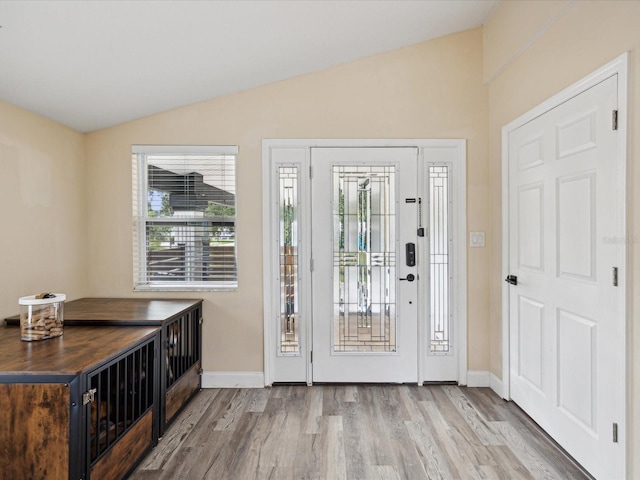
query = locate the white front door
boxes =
[507,74,625,479]
[311,147,418,382]
[263,139,466,386]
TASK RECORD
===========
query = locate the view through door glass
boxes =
[332,164,397,353]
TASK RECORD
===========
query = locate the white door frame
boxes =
[263,139,467,386]
[501,53,628,470]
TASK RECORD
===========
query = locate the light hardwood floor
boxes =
[131,385,590,480]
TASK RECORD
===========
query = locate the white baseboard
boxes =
[466,370,491,387]
[201,370,503,393]
[202,371,264,388]
[490,372,505,399]
[465,370,506,399]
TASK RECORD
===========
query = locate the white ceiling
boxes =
[0,0,497,132]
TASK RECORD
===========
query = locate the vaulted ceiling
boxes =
[0,0,497,132]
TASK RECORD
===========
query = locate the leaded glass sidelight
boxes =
[429,165,452,353]
[332,165,397,352]
[278,167,300,355]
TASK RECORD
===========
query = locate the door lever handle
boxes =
[399,274,415,282]
[505,275,518,285]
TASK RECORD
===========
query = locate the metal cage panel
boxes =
[88,337,156,464]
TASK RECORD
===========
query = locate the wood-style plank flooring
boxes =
[131,385,590,480]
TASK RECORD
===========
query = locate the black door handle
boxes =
[399,274,415,282]
[505,275,518,285]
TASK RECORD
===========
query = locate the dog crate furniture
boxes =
[6,297,203,435]
[0,324,160,480]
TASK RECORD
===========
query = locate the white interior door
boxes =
[311,147,418,383]
[507,75,625,479]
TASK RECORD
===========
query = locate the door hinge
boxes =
[310,351,313,363]
[198,368,204,375]
[310,258,314,272]
[82,388,97,405]
[613,423,619,443]
[613,267,619,287]
[309,165,313,179]
[612,110,618,130]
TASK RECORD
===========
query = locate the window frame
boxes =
[132,145,238,292]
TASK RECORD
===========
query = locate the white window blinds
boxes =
[132,145,238,290]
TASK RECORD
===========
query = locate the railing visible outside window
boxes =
[132,145,237,290]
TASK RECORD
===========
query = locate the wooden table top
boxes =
[0,325,159,376]
[5,297,202,326]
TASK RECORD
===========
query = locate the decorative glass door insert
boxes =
[278,166,300,355]
[428,165,451,354]
[332,165,396,352]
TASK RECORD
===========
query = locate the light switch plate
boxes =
[469,231,485,248]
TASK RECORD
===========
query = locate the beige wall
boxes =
[0,100,87,320]
[483,0,574,83]
[84,27,490,373]
[484,0,640,474]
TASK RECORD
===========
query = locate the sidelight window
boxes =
[278,166,300,355]
[428,165,452,353]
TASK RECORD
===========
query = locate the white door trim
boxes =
[501,53,628,472]
[263,139,467,386]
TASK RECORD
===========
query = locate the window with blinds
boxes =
[132,145,238,290]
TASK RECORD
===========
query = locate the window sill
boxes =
[134,284,238,292]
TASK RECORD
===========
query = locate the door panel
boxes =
[508,75,622,478]
[517,295,544,391]
[557,172,596,281]
[311,147,418,383]
[517,183,544,271]
[557,309,596,431]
